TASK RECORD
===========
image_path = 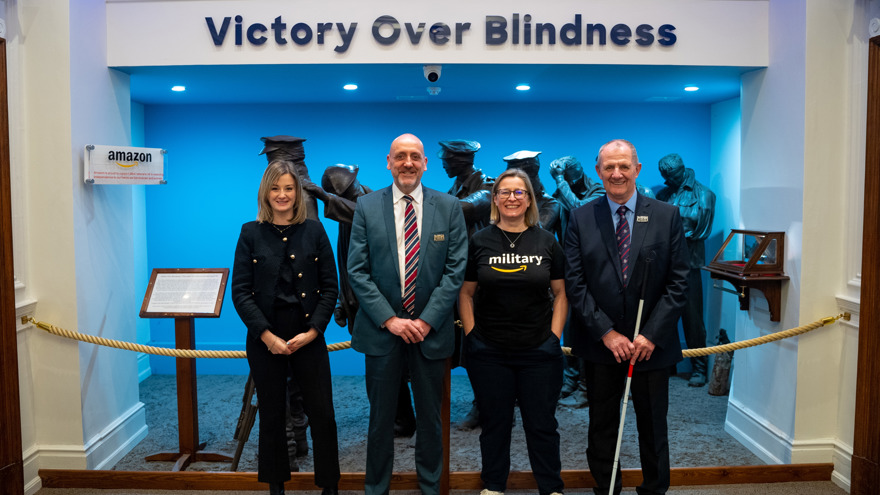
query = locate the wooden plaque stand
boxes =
[140,268,233,471]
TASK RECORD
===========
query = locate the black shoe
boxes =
[321,486,339,495]
[269,482,286,495]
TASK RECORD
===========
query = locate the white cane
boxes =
[608,257,653,495]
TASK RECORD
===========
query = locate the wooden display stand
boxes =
[139,268,233,471]
[704,230,789,322]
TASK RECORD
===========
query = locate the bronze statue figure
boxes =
[259,135,320,221]
[305,164,372,329]
[656,153,716,387]
[548,155,605,409]
[503,150,562,241]
[439,139,494,237]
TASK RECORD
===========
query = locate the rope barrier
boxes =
[20,316,350,358]
[21,313,849,360]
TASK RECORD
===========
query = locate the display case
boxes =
[702,230,789,321]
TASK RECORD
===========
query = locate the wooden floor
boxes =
[40,463,833,491]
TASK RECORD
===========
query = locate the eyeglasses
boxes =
[497,189,527,199]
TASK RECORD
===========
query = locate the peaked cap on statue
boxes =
[259,135,306,163]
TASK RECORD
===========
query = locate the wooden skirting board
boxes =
[40,464,833,491]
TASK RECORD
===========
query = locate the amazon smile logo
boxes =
[492,265,527,273]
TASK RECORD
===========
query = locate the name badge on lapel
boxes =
[433,234,445,241]
[636,215,649,223]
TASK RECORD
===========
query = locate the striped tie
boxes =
[616,205,631,286]
[402,195,419,315]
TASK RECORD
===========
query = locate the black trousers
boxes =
[246,306,340,486]
[466,334,564,495]
[585,361,670,495]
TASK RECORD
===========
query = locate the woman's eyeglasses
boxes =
[496,189,527,199]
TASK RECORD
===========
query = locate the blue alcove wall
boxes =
[143,101,712,375]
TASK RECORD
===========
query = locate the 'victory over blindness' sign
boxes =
[84,145,166,185]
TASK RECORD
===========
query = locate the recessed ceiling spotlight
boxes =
[171,85,186,92]
[516,84,531,91]
[684,86,700,92]
[343,84,358,91]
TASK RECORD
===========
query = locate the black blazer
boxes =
[231,220,339,341]
[563,194,690,370]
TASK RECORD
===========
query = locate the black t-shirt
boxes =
[465,225,565,350]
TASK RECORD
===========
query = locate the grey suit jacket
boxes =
[347,185,468,360]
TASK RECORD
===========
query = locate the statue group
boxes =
[256,135,717,442]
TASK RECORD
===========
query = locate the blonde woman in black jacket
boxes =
[232,160,340,495]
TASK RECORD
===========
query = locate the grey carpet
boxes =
[36,374,848,493]
[110,373,760,473]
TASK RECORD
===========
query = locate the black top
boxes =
[465,225,564,350]
[231,220,338,341]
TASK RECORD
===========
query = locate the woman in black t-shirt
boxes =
[459,168,568,495]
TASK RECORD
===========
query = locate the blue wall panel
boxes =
[143,101,712,375]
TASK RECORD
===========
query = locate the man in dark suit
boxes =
[564,139,689,495]
[348,133,468,495]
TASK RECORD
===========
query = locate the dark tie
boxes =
[616,205,631,286]
[402,195,419,315]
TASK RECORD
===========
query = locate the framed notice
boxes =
[84,144,166,185]
[140,268,229,318]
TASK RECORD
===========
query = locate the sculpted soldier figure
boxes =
[503,150,562,241]
[549,156,605,408]
[656,153,716,387]
[550,155,606,233]
[304,165,372,329]
[439,139,494,237]
[260,135,320,221]
[307,166,418,438]
[438,139,494,430]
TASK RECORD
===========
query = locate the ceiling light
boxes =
[343,84,358,90]
[516,84,531,91]
[171,85,185,92]
[684,86,699,92]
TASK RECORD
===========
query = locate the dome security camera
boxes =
[423,65,442,83]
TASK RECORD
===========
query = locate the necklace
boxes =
[272,223,292,235]
[499,227,526,248]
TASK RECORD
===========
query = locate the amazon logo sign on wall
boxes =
[84,145,167,185]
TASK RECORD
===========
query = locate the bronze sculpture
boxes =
[502,150,562,241]
[656,153,716,387]
[259,135,320,221]
[439,139,494,237]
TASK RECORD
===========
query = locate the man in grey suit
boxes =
[348,133,468,495]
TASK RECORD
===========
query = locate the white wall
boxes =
[9,0,147,491]
[706,96,741,345]
[69,0,146,470]
[727,0,806,465]
[13,1,88,489]
[727,2,873,492]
